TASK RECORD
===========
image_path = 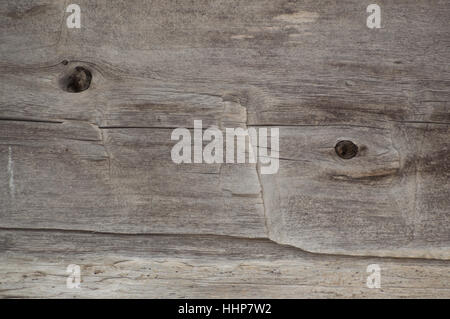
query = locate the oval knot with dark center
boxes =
[63,66,92,93]
[335,140,358,159]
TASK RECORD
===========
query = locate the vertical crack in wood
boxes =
[244,102,270,238]
[7,146,15,200]
[55,0,70,51]
[413,124,428,234]
[98,127,112,180]
[256,161,270,238]
[388,123,414,241]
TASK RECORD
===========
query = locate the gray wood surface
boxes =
[0,0,449,298]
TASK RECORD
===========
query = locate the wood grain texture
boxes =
[0,0,449,298]
[1,229,449,298]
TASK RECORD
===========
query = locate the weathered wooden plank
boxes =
[0,121,266,237]
[2,119,447,257]
[261,124,450,258]
[1,0,449,126]
[1,229,449,298]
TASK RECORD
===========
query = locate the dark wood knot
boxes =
[335,140,358,159]
[62,66,92,93]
